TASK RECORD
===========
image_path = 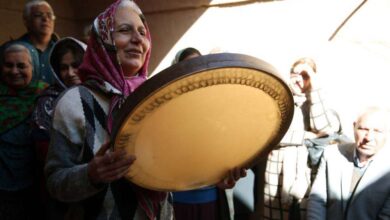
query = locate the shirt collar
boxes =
[20,33,58,52]
[353,149,373,168]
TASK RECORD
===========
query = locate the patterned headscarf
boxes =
[78,0,151,133]
[78,1,167,219]
[0,81,47,134]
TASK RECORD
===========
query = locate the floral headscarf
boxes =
[78,1,167,219]
[0,81,47,134]
[78,0,151,133]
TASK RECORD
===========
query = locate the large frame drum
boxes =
[112,53,294,191]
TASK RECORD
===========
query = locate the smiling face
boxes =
[113,5,150,77]
[2,51,33,89]
[354,109,389,162]
[26,3,55,37]
[59,51,82,87]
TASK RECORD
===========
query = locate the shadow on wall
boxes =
[142,4,209,73]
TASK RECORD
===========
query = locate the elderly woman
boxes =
[0,43,47,219]
[45,1,245,219]
[45,1,172,219]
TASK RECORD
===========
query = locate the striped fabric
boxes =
[261,89,341,220]
[45,85,173,220]
[263,147,310,220]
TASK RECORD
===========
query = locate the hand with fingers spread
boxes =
[87,142,136,184]
[216,167,247,189]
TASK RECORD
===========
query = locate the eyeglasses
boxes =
[32,12,56,20]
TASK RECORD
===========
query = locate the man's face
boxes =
[26,4,55,37]
[354,110,389,161]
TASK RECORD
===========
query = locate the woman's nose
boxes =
[131,32,142,43]
[11,66,19,74]
[68,66,76,74]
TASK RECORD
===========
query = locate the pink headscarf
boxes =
[78,0,151,133]
[78,1,167,219]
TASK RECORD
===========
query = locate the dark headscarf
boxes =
[31,37,86,131]
[172,47,201,65]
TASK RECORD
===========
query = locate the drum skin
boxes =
[111,53,294,191]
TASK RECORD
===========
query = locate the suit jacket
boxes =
[307,143,390,220]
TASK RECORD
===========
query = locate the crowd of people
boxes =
[0,0,389,220]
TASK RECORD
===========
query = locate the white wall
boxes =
[151,0,390,138]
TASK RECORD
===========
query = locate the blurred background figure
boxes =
[31,37,86,219]
[0,0,58,85]
[15,0,59,85]
[254,57,343,220]
[0,43,47,220]
[172,47,201,64]
[81,24,92,44]
[32,37,86,153]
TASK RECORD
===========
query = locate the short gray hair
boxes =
[355,106,390,132]
[3,43,33,65]
[23,0,54,21]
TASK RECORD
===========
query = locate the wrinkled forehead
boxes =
[93,0,143,44]
[3,44,31,60]
[118,0,142,15]
[3,52,31,66]
[98,0,142,29]
[357,110,389,130]
[114,4,144,26]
